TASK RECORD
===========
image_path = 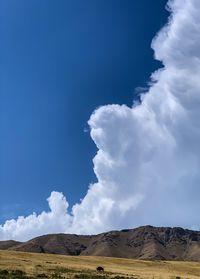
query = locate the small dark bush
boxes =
[113,276,136,279]
[0,269,29,279]
[0,270,9,275]
[10,270,26,276]
[10,270,28,279]
[74,274,108,279]
[0,269,9,279]
[51,273,63,279]
[36,274,48,278]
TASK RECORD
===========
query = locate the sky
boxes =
[0,1,168,222]
[1,0,200,241]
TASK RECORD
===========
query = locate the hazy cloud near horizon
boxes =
[1,0,200,241]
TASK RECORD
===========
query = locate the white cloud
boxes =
[1,0,200,241]
[0,192,72,241]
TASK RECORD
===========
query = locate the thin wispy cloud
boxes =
[1,0,200,241]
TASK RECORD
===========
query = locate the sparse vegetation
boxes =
[0,269,66,279]
[0,250,199,279]
[74,275,137,279]
[0,270,138,279]
[0,269,28,279]
[74,274,107,279]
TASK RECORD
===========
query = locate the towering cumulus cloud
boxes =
[1,0,200,241]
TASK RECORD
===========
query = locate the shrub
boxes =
[74,274,108,279]
[36,274,49,278]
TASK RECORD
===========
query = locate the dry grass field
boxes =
[0,249,200,279]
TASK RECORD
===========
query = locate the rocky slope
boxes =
[0,240,22,250]
[1,226,200,261]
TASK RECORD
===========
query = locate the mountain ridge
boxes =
[0,225,200,261]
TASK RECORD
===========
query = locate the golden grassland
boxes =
[0,250,200,279]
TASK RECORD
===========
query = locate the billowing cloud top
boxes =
[1,0,200,241]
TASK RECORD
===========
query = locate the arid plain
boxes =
[0,250,200,279]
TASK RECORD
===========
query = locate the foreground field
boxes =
[0,250,199,279]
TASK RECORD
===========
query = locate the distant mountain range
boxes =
[1,226,200,261]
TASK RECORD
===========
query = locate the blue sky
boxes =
[1,0,200,241]
[0,0,168,223]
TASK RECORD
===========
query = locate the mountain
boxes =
[0,240,22,250]
[1,226,200,261]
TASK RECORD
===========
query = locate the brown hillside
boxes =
[1,226,200,261]
[0,240,22,250]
